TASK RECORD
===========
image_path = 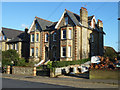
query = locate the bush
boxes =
[104,47,117,61]
[52,58,90,68]
[16,58,26,66]
[2,49,19,66]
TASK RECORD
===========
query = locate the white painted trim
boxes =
[55,10,66,29]
[28,18,36,33]
[91,16,97,28]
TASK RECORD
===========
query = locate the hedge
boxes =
[52,58,90,68]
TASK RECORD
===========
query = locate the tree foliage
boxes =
[2,49,26,66]
[104,47,117,60]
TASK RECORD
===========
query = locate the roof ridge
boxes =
[35,16,53,23]
[65,9,80,17]
[2,27,23,32]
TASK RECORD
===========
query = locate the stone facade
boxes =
[28,7,105,62]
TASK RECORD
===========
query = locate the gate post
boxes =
[33,67,36,76]
[7,66,10,74]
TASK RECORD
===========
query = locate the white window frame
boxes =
[62,30,66,39]
[65,17,68,25]
[68,46,71,57]
[53,32,56,41]
[69,29,72,39]
[45,33,48,42]
[61,47,66,57]
[31,34,34,42]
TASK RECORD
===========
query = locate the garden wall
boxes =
[89,69,119,80]
[12,66,36,76]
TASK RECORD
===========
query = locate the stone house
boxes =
[28,7,105,62]
[0,27,30,60]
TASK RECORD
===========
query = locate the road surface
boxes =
[2,78,73,88]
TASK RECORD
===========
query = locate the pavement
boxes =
[1,73,119,88]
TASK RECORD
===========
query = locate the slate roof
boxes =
[7,33,25,43]
[65,9,80,26]
[2,27,23,39]
[35,9,105,34]
[65,9,94,26]
[35,16,54,30]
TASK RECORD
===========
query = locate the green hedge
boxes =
[52,58,90,68]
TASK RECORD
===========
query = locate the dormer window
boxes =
[35,22,39,30]
[65,17,68,25]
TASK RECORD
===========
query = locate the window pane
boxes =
[36,48,38,56]
[31,34,34,42]
[69,30,71,39]
[36,34,39,41]
[65,17,68,25]
[45,33,48,42]
[62,47,66,57]
[63,30,66,39]
[32,48,34,56]
[68,46,71,57]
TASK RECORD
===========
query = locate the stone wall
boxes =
[90,69,119,79]
[12,66,36,76]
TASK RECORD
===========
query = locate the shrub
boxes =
[52,58,90,68]
[2,49,19,66]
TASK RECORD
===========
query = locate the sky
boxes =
[1,2,119,52]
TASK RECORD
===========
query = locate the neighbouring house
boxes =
[0,27,30,60]
[28,7,105,62]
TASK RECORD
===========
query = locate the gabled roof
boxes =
[35,16,54,30]
[2,27,23,39]
[55,9,95,29]
[65,9,80,26]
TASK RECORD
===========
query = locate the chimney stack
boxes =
[25,27,28,33]
[97,19,103,31]
[80,7,88,27]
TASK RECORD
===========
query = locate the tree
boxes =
[104,47,117,61]
[2,49,19,66]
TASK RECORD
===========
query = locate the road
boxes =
[2,78,73,88]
